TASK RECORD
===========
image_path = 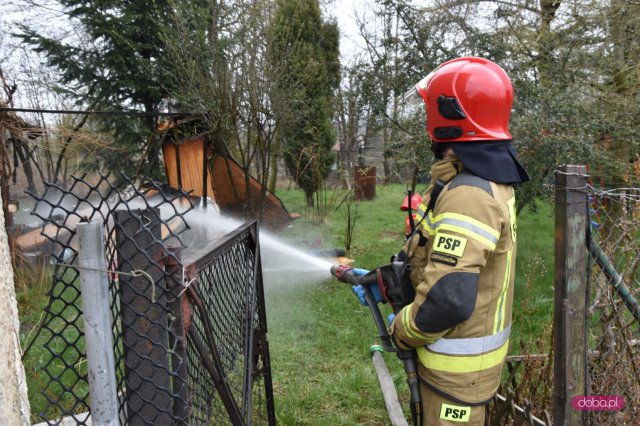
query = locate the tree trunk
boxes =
[537,0,561,86]
[600,0,640,241]
[268,138,280,194]
[14,142,37,194]
[0,130,15,265]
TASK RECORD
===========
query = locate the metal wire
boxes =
[55,263,155,284]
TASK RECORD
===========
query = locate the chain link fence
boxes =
[22,173,275,425]
[587,185,640,425]
[489,168,639,425]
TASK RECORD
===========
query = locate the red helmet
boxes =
[400,193,422,211]
[411,57,514,142]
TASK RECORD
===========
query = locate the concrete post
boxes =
[0,190,31,424]
[77,221,119,426]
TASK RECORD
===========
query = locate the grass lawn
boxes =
[17,266,90,423]
[267,183,555,425]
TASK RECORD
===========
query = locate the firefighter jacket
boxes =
[390,159,517,405]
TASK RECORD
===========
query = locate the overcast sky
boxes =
[329,0,369,62]
[1,0,369,60]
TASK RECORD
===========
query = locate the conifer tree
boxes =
[268,0,340,207]
[17,0,174,177]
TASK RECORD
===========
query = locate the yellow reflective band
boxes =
[402,305,423,340]
[440,403,471,422]
[417,339,509,373]
[431,212,499,250]
[424,211,436,235]
[416,208,436,236]
[507,196,517,242]
[401,304,433,342]
[493,250,512,333]
[435,224,496,250]
[428,324,510,355]
[437,212,500,239]
[418,209,500,249]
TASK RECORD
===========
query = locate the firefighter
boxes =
[389,57,530,425]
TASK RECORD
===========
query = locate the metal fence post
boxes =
[249,221,277,426]
[553,164,588,426]
[77,221,118,426]
[165,246,189,425]
[115,208,172,425]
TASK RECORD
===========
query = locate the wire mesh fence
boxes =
[22,173,275,425]
[489,170,640,425]
[587,185,640,425]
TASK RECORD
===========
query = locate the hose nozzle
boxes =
[330,264,353,282]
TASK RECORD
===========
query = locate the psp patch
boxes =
[433,232,467,257]
[439,403,471,422]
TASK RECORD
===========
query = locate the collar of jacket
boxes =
[430,158,462,184]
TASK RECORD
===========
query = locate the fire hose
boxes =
[330,264,423,426]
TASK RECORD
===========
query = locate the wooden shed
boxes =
[162,135,291,230]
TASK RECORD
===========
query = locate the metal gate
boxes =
[23,173,275,425]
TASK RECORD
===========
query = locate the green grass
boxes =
[266,280,404,425]
[17,265,89,423]
[269,184,555,424]
[277,184,409,267]
[512,200,555,352]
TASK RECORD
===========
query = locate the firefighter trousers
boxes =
[420,381,487,425]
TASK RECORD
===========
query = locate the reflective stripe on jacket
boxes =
[391,168,517,404]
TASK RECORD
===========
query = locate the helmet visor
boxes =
[402,68,438,116]
[403,86,423,109]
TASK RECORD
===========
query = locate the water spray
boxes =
[179,199,336,287]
